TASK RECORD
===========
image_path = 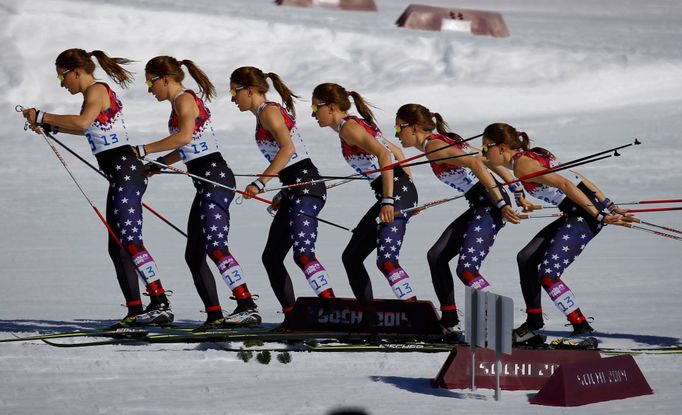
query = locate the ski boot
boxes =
[110,295,173,329]
[224,297,262,327]
[439,309,463,343]
[512,321,546,346]
[192,317,229,333]
[570,320,595,337]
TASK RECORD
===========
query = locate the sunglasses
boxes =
[145,76,161,88]
[230,86,245,97]
[394,123,410,134]
[57,68,72,82]
[310,102,329,113]
[481,143,500,154]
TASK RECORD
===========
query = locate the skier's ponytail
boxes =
[178,59,216,102]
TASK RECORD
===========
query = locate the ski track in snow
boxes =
[1,0,681,413]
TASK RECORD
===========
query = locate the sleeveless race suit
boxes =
[337,116,419,303]
[513,150,603,327]
[255,102,334,312]
[424,133,509,318]
[168,90,253,320]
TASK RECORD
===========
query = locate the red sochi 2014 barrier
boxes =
[529,354,654,406]
[433,346,601,391]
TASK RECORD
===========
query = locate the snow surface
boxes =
[1,0,681,413]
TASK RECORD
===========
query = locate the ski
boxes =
[11,326,682,356]
[0,323,267,343]
[37,329,453,348]
[39,334,682,356]
[513,336,600,351]
[0,327,154,343]
[232,343,454,353]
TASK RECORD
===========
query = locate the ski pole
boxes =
[263,150,482,194]
[232,172,366,181]
[519,213,563,219]
[398,194,467,216]
[389,133,482,168]
[617,198,682,206]
[501,140,641,186]
[261,175,366,194]
[517,211,682,235]
[625,207,682,214]
[145,158,351,232]
[504,153,614,186]
[626,224,682,242]
[30,123,125,248]
[43,131,187,238]
[283,133,486,193]
[396,151,479,170]
[630,219,682,235]
[145,158,273,204]
[325,178,357,190]
[532,198,682,210]
[17,105,167,291]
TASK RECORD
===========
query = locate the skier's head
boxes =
[482,123,553,163]
[229,66,299,116]
[311,83,378,131]
[394,103,460,147]
[483,123,528,150]
[144,56,216,102]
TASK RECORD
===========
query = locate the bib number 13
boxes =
[86,132,120,151]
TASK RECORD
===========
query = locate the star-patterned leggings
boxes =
[517,206,601,325]
[186,153,251,315]
[97,145,165,311]
[427,204,505,310]
[263,194,332,310]
[342,170,418,303]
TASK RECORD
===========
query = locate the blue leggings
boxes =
[185,153,251,315]
[427,205,505,308]
[343,170,419,303]
[263,194,332,309]
[97,145,165,309]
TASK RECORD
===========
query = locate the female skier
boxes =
[311,83,418,304]
[137,56,259,330]
[481,122,632,342]
[395,104,523,333]
[22,48,172,328]
[230,66,336,320]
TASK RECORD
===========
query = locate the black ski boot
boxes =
[224,297,261,327]
[439,309,463,343]
[512,321,546,346]
[110,295,173,329]
[570,320,595,337]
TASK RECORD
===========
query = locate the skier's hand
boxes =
[379,204,395,223]
[270,191,284,212]
[132,145,147,160]
[144,162,162,177]
[22,107,38,124]
[603,213,636,227]
[243,184,261,200]
[519,197,540,212]
[501,205,521,224]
